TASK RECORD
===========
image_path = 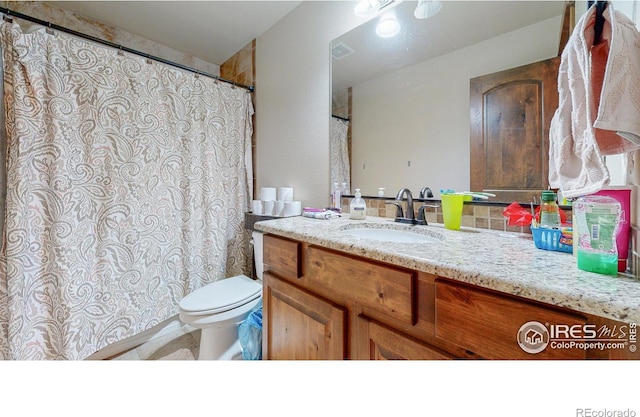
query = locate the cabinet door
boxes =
[470,57,560,203]
[263,272,347,360]
[356,316,452,360]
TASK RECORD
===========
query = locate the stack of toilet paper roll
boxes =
[252,187,302,217]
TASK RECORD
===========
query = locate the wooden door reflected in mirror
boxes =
[469,56,560,203]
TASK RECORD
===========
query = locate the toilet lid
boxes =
[179,275,262,315]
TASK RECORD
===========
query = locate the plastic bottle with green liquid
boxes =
[574,195,621,276]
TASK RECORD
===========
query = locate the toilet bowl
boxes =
[178,231,265,360]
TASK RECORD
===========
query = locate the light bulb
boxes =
[354,0,381,17]
[376,12,400,38]
[414,0,442,19]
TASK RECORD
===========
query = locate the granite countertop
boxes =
[255,215,640,324]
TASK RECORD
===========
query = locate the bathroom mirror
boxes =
[331,0,567,202]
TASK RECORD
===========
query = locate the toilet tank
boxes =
[251,231,264,280]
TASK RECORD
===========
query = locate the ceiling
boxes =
[46,1,302,65]
[332,1,566,91]
[42,1,566,82]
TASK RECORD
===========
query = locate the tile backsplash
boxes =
[342,197,555,234]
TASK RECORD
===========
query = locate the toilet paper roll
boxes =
[275,201,285,217]
[277,187,294,202]
[263,200,275,216]
[284,201,302,217]
[260,187,277,202]
[252,200,263,215]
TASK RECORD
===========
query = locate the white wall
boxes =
[255,1,365,208]
[351,16,562,197]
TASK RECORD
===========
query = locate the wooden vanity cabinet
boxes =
[262,234,638,360]
[263,234,466,360]
[262,234,346,359]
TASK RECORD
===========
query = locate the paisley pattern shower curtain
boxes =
[330,117,350,192]
[0,20,254,359]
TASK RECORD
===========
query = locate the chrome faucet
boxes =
[386,188,439,225]
[385,188,419,225]
[395,188,415,222]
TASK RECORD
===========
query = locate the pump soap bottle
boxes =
[350,189,367,220]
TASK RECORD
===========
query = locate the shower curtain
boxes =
[330,117,350,192]
[0,20,254,359]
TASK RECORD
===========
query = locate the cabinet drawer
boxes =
[307,246,415,325]
[263,234,301,280]
[435,279,587,359]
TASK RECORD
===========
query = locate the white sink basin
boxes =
[343,228,440,243]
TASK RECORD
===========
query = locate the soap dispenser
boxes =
[350,189,366,220]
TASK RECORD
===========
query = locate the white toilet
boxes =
[179,231,264,360]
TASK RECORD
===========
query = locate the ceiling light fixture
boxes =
[414,0,442,19]
[354,0,396,17]
[376,11,401,38]
[354,0,381,17]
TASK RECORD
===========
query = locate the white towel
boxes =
[302,210,341,220]
[593,4,640,154]
[549,3,640,199]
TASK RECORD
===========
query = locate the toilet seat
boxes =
[179,275,262,317]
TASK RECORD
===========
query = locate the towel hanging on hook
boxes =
[588,0,608,45]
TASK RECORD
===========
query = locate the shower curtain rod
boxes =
[0,7,255,92]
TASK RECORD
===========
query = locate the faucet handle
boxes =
[385,201,404,218]
[417,204,440,224]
